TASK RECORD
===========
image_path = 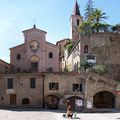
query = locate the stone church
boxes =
[0,1,120,111]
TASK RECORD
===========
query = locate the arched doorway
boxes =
[93,91,115,108]
[67,96,83,111]
[45,95,60,109]
[22,98,30,105]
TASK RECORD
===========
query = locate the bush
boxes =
[93,64,106,75]
[65,43,74,53]
[80,60,93,71]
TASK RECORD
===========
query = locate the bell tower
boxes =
[70,0,83,41]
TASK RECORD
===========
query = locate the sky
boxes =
[0,0,120,63]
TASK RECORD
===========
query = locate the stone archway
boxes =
[45,95,60,109]
[67,96,83,111]
[93,91,115,108]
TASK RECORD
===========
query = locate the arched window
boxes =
[17,54,21,60]
[77,19,79,25]
[22,98,30,105]
[49,52,53,58]
[30,56,39,72]
[84,45,88,53]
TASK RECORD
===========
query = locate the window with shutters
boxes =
[30,78,36,89]
[73,84,83,92]
[49,82,59,90]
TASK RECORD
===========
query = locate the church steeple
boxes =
[73,0,81,16]
[70,0,83,41]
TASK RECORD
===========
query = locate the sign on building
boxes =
[87,100,92,109]
[75,99,83,106]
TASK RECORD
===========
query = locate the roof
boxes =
[68,40,80,58]
[22,26,47,34]
[46,41,58,48]
[73,0,81,16]
[9,43,25,50]
[0,59,10,65]
[56,38,70,45]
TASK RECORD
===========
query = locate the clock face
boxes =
[30,40,39,51]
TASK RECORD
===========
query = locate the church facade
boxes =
[10,26,59,73]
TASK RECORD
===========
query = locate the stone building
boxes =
[0,0,120,111]
[0,72,120,110]
[10,25,59,73]
[0,59,13,73]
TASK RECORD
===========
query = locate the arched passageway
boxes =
[67,96,83,111]
[45,95,60,109]
[93,91,115,108]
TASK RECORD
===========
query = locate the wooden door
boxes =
[10,94,16,105]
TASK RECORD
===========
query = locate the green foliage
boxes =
[88,8,108,23]
[64,67,69,72]
[85,0,94,20]
[80,59,93,71]
[79,8,109,35]
[93,64,106,75]
[79,21,93,35]
[65,43,74,53]
[111,24,120,32]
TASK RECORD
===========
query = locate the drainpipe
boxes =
[42,74,45,108]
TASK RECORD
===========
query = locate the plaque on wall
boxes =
[7,89,14,94]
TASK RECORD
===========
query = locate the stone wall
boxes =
[0,72,119,110]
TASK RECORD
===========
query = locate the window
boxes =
[22,98,30,105]
[86,55,95,60]
[5,66,8,73]
[49,52,53,58]
[49,67,53,72]
[7,79,13,89]
[73,84,83,92]
[17,54,21,60]
[77,19,79,25]
[84,45,88,53]
[30,78,36,88]
[49,82,59,90]
[73,84,79,91]
[86,54,96,64]
[17,68,21,72]
[31,62,38,72]
[80,84,83,92]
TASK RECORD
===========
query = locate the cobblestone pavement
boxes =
[0,109,120,120]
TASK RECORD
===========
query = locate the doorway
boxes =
[93,91,115,108]
[10,94,16,105]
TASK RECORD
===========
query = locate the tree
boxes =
[89,8,108,32]
[80,59,92,71]
[111,24,120,32]
[79,21,93,35]
[84,0,94,20]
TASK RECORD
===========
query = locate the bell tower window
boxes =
[77,19,79,26]
[49,52,53,58]
[17,54,21,60]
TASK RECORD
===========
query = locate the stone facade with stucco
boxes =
[10,27,59,73]
[0,72,119,111]
[0,59,13,73]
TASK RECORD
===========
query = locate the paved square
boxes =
[0,109,120,120]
